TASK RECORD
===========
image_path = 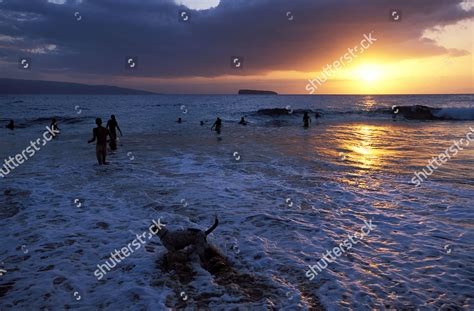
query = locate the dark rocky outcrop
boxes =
[393,105,441,120]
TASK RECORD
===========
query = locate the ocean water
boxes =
[0,94,473,310]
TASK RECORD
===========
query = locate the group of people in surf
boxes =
[212,112,321,130]
[5,111,321,166]
[303,111,321,128]
[88,115,122,165]
[178,111,321,133]
[178,116,233,134]
[5,115,122,166]
[5,118,60,135]
[210,116,247,132]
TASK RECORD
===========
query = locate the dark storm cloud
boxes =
[0,0,472,79]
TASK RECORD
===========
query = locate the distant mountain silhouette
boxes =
[0,78,155,95]
[238,89,278,95]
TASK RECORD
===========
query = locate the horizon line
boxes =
[150,92,474,96]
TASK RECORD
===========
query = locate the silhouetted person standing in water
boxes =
[88,118,110,165]
[177,117,182,123]
[50,118,60,139]
[107,115,122,151]
[303,112,311,128]
[6,120,14,130]
[239,117,248,125]
[211,117,222,134]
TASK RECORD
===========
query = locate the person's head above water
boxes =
[304,112,309,116]
[111,115,116,120]
[96,118,102,126]
[52,118,57,123]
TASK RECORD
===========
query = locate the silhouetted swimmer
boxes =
[200,121,204,126]
[50,118,60,139]
[177,117,182,123]
[239,117,248,125]
[6,120,14,130]
[211,117,222,134]
[315,111,321,119]
[107,115,122,151]
[107,115,122,139]
[303,112,311,128]
[88,118,110,165]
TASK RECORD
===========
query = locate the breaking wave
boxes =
[250,106,474,121]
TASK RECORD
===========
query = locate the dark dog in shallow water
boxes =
[157,218,219,261]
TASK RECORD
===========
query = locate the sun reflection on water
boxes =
[342,125,392,170]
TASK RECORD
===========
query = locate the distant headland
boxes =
[0,78,155,95]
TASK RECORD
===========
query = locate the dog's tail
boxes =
[205,217,219,236]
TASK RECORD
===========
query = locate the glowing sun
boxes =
[356,64,382,82]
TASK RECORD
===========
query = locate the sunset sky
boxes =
[0,0,472,94]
